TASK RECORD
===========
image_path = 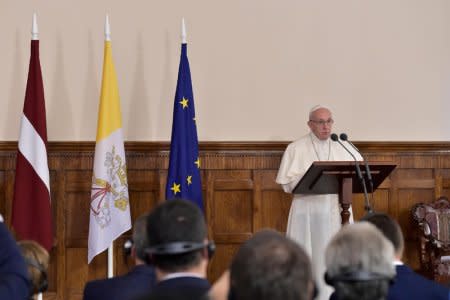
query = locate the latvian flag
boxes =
[12,29,53,251]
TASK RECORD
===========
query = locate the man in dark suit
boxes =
[361,212,450,300]
[228,229,314,300]
[83,214,156,300]
[326,222,396,300]
[0,215,30,300]
[135,199,213,300]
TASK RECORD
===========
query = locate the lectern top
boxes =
[293,161,396,195]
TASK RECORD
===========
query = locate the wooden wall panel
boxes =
[0,141,449,299]
[65,248,89,299]
[260,190,291,232]
[65,192,90,247]
[213,191,253,234]
[208,244,240,282]
[257,170,292,232]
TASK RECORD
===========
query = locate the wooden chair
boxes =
[412,196,450,284]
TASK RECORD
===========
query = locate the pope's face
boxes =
[308,108,333,140]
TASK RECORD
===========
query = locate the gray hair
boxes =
[325,223,395,300]
[326,222,395,277]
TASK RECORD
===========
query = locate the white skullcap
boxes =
[309,105,332,119]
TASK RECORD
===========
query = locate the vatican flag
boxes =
[88,25,131,263]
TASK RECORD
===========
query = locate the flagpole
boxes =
[181,17,187,44]
[32,12,38,40]
[32,12,43,300]
[108,244,113,278]
[104,14,114,279]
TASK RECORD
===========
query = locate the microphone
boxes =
[330,133,372,213]
[340,133,374,195]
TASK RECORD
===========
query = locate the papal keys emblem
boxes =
[90,146,129,228]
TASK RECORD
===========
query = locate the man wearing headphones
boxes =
[135,199,214,300]
[83,214,156,300]
[325,222,396,300]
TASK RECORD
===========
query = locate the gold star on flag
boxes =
[195,158,200,168]
[179,97,189,109]
[187,175,192,185]
[171,182,181,195]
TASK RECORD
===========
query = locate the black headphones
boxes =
[145,241,215,264]
[325,270,394,286]
[123,238,133,257]
[25,258,48,294]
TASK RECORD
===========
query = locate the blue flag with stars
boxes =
[166,43,203,210]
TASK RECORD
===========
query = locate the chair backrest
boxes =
[412,196,450,247]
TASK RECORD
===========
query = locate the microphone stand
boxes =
[331,134,372,213]
[340,133,374,213]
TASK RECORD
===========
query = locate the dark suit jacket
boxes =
[0,222,30,300]
[329,264,450,300]
[135,276,210,300]
[388,264,450,300]
[83,264,156,300]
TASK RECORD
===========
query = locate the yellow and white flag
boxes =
[88,34,131,263]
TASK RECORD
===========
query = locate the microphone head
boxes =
[339,133,348,141]
[330,133,339,141]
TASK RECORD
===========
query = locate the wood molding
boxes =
[356,141,450,153]
[0,141,450,153]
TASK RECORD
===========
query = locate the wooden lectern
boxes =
[293,161,396,224]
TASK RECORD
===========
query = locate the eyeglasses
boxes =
[309,119,334,126]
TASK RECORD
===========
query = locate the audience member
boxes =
[0,218,30,300]
[325,222,395,300]
[83,214,156,300]
[228,229,314,300]
[135,199,214,300]
[18,240,49,300]
[361,212,450,300]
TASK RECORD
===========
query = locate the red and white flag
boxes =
[12,14,53,251]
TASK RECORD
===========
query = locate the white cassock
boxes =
[276,132,362,300]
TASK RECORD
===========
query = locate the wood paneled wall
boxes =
[1,141,450,300]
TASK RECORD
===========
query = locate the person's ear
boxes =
[309,280,318,300]
[201,247,208,260]
[130,246,137,260]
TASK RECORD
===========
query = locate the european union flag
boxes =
[166,43,203,211]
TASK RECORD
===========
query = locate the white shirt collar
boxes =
[161,272,204,281]
[393,260,403,266]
